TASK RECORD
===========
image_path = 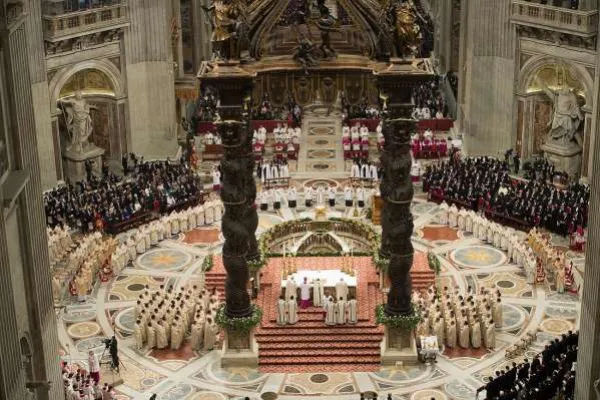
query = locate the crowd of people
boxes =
[414,284,501,351]
[251,93,303,126]
[44,159,201,232]
[257,184,375,211]
[423,157,589,236]
[410,130,449,159]
[412,80,446,120]
[342,122,372,160]
[277,276,358,325]
[133,284,221,352]
[62,358,117,400]
[258,160,292,187]
[478,331,578,400]
[350,160,380,182]
[437,202,578,292]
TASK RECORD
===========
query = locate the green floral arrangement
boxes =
[427,252,441,275]
[372,252,390,274]
[215,304,263,332]
[202,254,214,272]
[375,304,423,331]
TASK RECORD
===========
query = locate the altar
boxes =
[281,269,357,300]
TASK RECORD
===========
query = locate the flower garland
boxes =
[375,304,423,331]
[215,304,263,332]
[202,254,214,272]
[427,252,441,275]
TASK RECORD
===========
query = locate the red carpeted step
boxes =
[256,327,382,336]
[258,355,381,365]
[254,334,382,343]
[259,364,380,373]
[260,348,380,358]
[260,341,381,350]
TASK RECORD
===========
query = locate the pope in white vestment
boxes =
[285,277,298,302]
[335,278,349,302]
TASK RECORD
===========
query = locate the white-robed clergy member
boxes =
[336,297,347,324]
[446,320,457,348]
[276,295,287,325]
[287,187,297,209]
[328,186,336,207]
[459,321,469,348]
[203,317,218,351]
[438,201,449,225]
[347,296,358,324]
[448,204,459,228]
[344,186,354,208]
[471,320,482,348]
[285,276,298,302]
[134,320,145,350]
[484,318,495,349]
[299,277,311,309]
[324,296,336,325]
[335,277,349,302]
[313,277,324,307]
[305,187,314,207]
[357,187,365,208]
[287,295,298,324]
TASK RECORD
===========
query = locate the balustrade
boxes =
[511,0,598,35]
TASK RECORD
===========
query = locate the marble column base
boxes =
[221,328,259,368]
[381,326,419,365]
[62,146,105,183]
[542,141,582,178]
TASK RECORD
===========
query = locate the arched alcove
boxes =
[515,56,594,177]
[48,61,128,176]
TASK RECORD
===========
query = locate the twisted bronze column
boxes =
[217,120,255,318]
[379,118,415,316]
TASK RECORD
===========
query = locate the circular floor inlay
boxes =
[312,163,330,170]
[62,311,97,324]
[496,280,515,289]
[312,127,333,135]
[137,248,192,271]
[128,283,145,291]
[310,374,329,383]
[315,139,330,145]
[539,318,573,335]
[449,245,507,269]
[67,321,102,340]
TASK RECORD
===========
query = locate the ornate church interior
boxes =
[2,0,600,399]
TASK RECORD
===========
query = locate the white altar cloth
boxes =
[282,269,356,288]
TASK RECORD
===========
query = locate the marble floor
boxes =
[57,185,584,400]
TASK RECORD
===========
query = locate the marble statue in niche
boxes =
[59,91,97,154]
[534,75,583,148]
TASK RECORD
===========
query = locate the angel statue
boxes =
[60,90,97,154]
[294,38,319,74]
[534,74,583,147]
[382,0,424,59]
[203,0,238,60]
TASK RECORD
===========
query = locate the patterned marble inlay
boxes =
[67,321,102,339]
[137,249,193,272]
[449,245,507,269]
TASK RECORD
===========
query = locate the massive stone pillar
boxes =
[379,118,415,316]
[1,15,63,400]
[575,58,600,397]
[26,0,57,188]
[458,0,516,156]
[124,0,179,158]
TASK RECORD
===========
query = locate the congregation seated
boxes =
[44,159,201,232]
[411,131,448,159]
[342,123,370,160]
[133,284,221,352]
[478,331,579,400]
[412,80,446,120]
[423,157,589,236]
